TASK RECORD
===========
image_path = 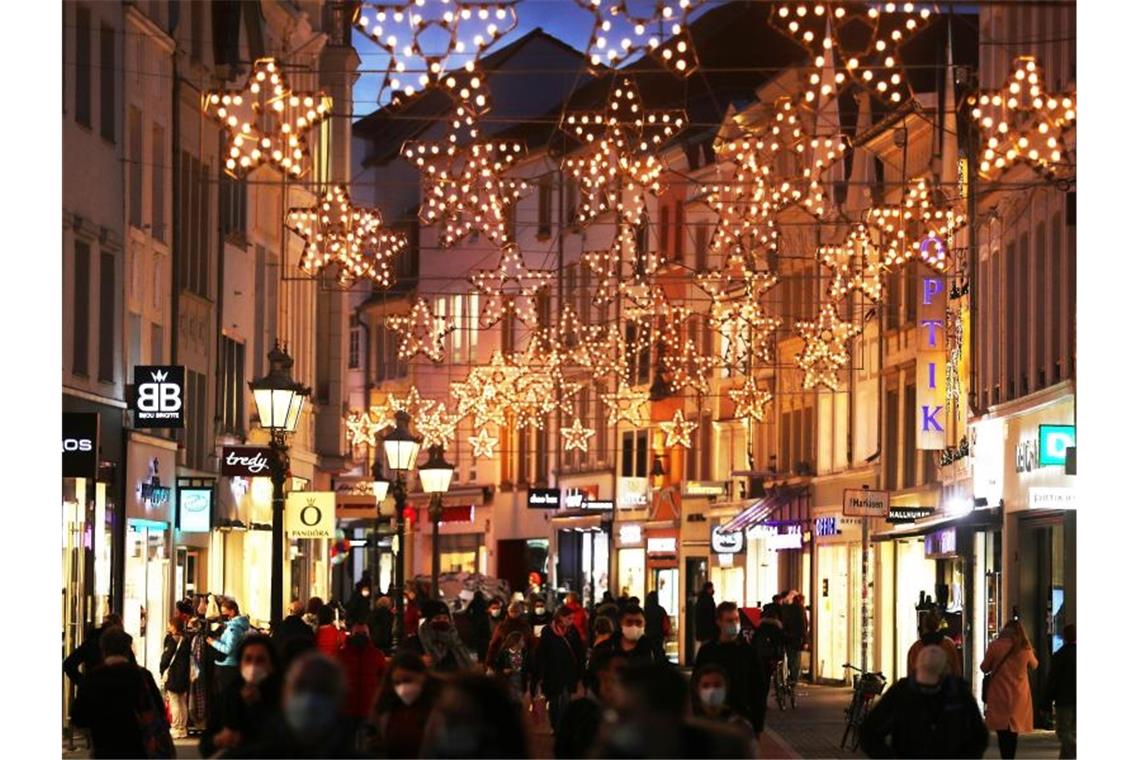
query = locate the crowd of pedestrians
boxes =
[63,578,1075,759]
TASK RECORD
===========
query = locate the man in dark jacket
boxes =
[71,628,172,759]
[781,592,808,686]
[590,605,669,672]
[368,595,396,653]
[1046,623,1076,759]
[272,599,317,666]
[531,605,586,731]
[751,604,786,732]
[860,645,988,758]
[694,601,760,728]
[63,613,124,688]
[694,582,718,650]
[555,648,626,759]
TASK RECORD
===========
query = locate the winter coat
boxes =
[782,602,808,642]
[694,637,761,728]
[63,623,115,687]
[589,632,668,671]
[554,694,603,759]
[368,605,395,652]
[860,676,988,759]
[160,633,192,694]
[564,600,590,645]
[316,624,346,657]
[403,599,420,638]
[695,591,718,642]
[337,636,388,719]
[486,615,537,665]
[272,613,316,664]
[71,659,167,759]
[907,631,963,679]
[980,636,1038,732]
[198,672,283,758]
[369,694,434,759]
[209,614,252,668]
[531,625,585,697]
[1046,642,1076,708]
[644,601,669,644]
[752,619,786,663]
[402,623,474,673]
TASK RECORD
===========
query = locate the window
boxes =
[903,384,916,488]
[349,328,360,369]
[1004,241,1016,395]
[150,321,163,365]
[698,413,712,479]
[100,24,115,142]
[886,269,900,330]
[594,384,608,462]
[565,175,578,223]
[1034,221,1046,388]
[178,151,211,297]
[634,219,650,276]
[904,262,918,324]
[129,107,143,228]
[75,6,91,127]
[885,388,899,491]
[989,251,1000,401]
[779,410,791,472]
[218,337,246,436]
[625,320,650,385]
[1018,232,1030,395]
[152,123,165,241]
[184,370,209,469]
[694,221,708,272]
[98,252,115,383]
[517,419,530,484]
[219,174,247,241]
[73,240,91,375]
[538,175,552,238]
[501,303,516,352]
[635,430,648,477]
[620,430,649,477]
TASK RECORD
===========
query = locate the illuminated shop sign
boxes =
[1028,487,1077,511]
[527,488,560,509]
[131,365,186,428]
[711,525,744,554]
[618,525,642,545]
[925,527,957,558]
[647,537,676,554]
[683,481,727,497]
[843,488,889,517]
[887,507,936,524]
[617,477,649,508]
[815,517,839,537]
[1038,425,1075,467]
[916,276,947,450]
[178,487,213,533]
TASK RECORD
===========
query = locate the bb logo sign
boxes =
[132,366,186,428]
[62,412,100,479]
[285,492,335,539]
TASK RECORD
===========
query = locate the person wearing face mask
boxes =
[347,577,373,624]
[160,616,193,739]
[689,664,757,742]
[589,605,669,673]
[554,649,627,758]
[486,600,537,667]
[336,618,389,734]
[694,601,760,729]
[529,596,553,635]
[466,591,493,663]
[368,594,396,654]
[530,606,587,732]
[366,652,438,758]
[420,673,530,759]
[198,634,282,758]
[401,600,475,673]
[490,630,532,704]
[315,603,346,657]
[207,598,251,696]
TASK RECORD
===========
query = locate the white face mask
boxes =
[534,606,546,615]
[395,682,423,706]
[622,624,645,642]
[490,608,502,618]
[241,664,269,685]
[361,589,370,598]
[699,686,727,709]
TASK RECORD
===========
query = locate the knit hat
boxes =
[421,599,449,620]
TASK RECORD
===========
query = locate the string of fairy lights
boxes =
[197,1,1076,464]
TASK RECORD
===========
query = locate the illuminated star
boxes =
[345,410,387,450]
[968,55,1076,179]
[202,57,331,178]
[468,428,499,459]
[385,298,455,363]
[818,224,888,303]
[561,417,596,453]
[865,177,965,271]
[576,0,706,77]
[414,400,457,449]
[660,409,699,449]
[728,376,774,423]
[794,302,863,391]
[663,339,716,396]
[469,245,554,328]
[286,185,406,287]
[602,381,650,426]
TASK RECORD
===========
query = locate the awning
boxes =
[720,493,788,533]
[872,506,1003,542]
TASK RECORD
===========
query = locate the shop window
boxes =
[348,328,360,369]
[73,240,91,376]
[75,5,92,127]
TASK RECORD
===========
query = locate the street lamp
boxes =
[382,410,421,643]
[370,461,390,596]
[248,343,311,628]
[419,444,455,598]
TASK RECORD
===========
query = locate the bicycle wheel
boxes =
[774,671,786,711]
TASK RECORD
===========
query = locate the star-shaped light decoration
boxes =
[794,302,863,391]
[390,386,431,419]
[352,1,518,112]
[415,399,458,449]
[770,2,933,107]
[469,244,554,328]
[286,185,407,287]
[202,58,331,178]
[385,298,455,363]
[562,76,686,226]
[968,55,1076,179]
[818,223,888,303]
[569,321,630,383]
[663,338,716,396]
[451,351,516,429]
[660,409,699,449]
[727,375,774,423]
[345,409,388,450]
[576,0,706,77]
[581,223,659,307]
[698,261,782,365]
[468,427,498,459]
[865,177,965,271]
[561,417,596,453]
[404,136,529,248]
[602,380,650,426]
[506,342,581,430]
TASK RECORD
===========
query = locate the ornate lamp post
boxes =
[248,343,310,627]
[418,444,455,598]
[382,410,421,643]
[370,462,389,595]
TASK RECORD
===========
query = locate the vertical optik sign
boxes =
[917,274,948,449]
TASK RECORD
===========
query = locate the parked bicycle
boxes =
[838,662,886,751]
[773,655,797,710]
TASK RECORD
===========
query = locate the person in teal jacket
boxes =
[208,598,251,694]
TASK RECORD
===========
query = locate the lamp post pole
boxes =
[430,492,442,598]
[392,471,407,644]
[269,430,289,627]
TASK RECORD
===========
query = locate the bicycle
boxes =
[838,662,886,752]
[772,654,797,710]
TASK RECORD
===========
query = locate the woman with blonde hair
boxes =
[980,618,1038,758]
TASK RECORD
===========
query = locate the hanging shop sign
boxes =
[916,276,947,450]
[617,477,650,509]
[1039,424,1076,467]
[683,481,727,497]
[137,457,171,507]
[925,527,958,558]
[814,516,840,537]
[564,485,599,509]
[177,485,213,533]
[131,365,186,428]
[221,446,272,477]
[1015,437,1039,474]
[711,524,744,554]
[647,536,677,555]
[63,412,100,479]
[887,506,937,524]
[768,526,803,551]
[843,488,890,518]
[335,479,380,520]
[1028,487,1077,511]
[618,524,643,545]
[527,488,561,509]
[285,491,335,539]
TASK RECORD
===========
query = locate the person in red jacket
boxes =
[403,587,421,639]
[315,604,345,657]
[336,618,388,726]
[564,592,590,645]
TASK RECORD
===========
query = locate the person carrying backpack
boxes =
[750,603,785,732]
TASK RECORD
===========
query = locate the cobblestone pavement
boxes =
[764,683,1064,759]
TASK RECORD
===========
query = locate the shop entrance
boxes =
[684,557,708,666]
[125,520,170,681]
[651,567,680,662]
[617,548,645,601]
[816,544,850,681]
